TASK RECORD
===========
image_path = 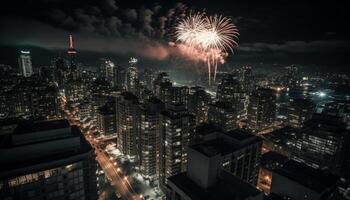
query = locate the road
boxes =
[60,97,143,200]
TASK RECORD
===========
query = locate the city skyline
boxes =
[0,1,349,73]
[0,1,350,200]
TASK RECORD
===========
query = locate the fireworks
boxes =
[175,13,239,85]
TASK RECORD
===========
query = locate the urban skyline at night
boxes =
[0,1,350,200]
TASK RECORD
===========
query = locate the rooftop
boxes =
[0,121,92,179]
[14,119,70,135]
[224,129,256,141]
[273,160,339,193]
[191,139,240,157]
[168,171,262,200]
[195,123,223,136]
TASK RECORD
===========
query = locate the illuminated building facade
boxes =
[126,57,139,94]
[240,66,254,93]
[159,104,194,190]
[18,50,33,77]
[0,77,59,120]
[247,88,276,132]
[114,65,127,90]
[67,34,77,73]
[97,101,116,136]
[0,119,97,200]
[116,92,140,157]
[217,75,248,119]
[156,82,189,108]
[208,101,237,131]
[99,59,115,85]
[139,98,164,177]
[287,98,315,128]
[188,90,211,124]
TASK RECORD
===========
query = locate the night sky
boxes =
[0,0,349,72]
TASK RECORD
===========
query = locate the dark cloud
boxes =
[0,18,169,60]
[123,9,138,21]
[101,0,118,14]
[238,40,350,54]
[0,0,349,67]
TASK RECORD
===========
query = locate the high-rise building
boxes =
[126,57,139,94]
[97,101,116,136]
[188,90,211,124]
[284,65,299,88]
[0,119,98,200]
[217,75,248,119]
[247,88,276,132]
[190,128,262,186]
[322,99,350,126]
[264,114,350,178]
[208,101,237,131]
[287,98,315,128]
[166,134,264,200]
[113,65,127,90]
[99,59,115,85]
[89,78,112,126]
[293,114,350,176]
[53,57,68,89]
[67,34,77,72]
[156,82,189,108]
[0,77,59,120]
[143,68,156,91]
[159,104,194,190]
[65,78,87,103]
[139,98,165,178]
[116,92,140,157]
[18,50,33,77]
[240,66,253,93]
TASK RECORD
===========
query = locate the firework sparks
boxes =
[175,13,239,85]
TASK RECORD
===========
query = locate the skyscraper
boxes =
[126,57,139,94]
[97,101,116,136]
[139,98,165,178]
[116,92,140,157]
[156,82,189,108]
[188,90,211,124]
[67,34,77,71]
[159,104,194,190]
[287,98,315,128]
[113,65,127,90]
[247,88,276,132]
[208,101,237,131]
[217,75,248,119]
[0,119,98,200]
[18,50,33,77]
[284,65,299,88]
[99,59,115,85]
[240,66,253,93]
[67,35,78,79]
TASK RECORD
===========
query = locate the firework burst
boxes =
[175,13,239,85]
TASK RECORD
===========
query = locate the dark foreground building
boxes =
[0,119,97,200]
[166,141,263,200]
